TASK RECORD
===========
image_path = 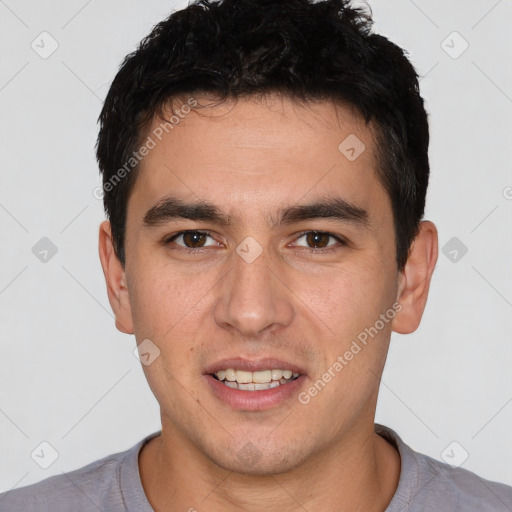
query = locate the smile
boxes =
[212,368,300,391]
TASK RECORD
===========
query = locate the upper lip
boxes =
[204,357,306,376]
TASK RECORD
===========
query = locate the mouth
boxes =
[203,358,306,411]
[210,368,300,391]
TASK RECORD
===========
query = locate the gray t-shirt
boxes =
[1,424,511,511]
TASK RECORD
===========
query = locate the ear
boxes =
[98,220,134,334]
[392,221,438,334]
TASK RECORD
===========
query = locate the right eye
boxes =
[164,230,221,250]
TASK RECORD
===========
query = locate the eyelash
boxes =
[162,230,347,255]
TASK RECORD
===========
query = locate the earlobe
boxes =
[98,220,134,334]
[392,221,438,334]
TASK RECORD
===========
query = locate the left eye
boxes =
[294,231,343,249]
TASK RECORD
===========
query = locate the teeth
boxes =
[236,370,252,384]
[253,370,272,383]
[271,369,283,380]
[255,381,280,390]
[221,380,283,391]
[213,368,301,388]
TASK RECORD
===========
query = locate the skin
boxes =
[99,94,438,512]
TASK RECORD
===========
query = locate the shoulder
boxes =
[0,453,123,512]
[0,432,159,512]
[377,424,512,511]
[418,451,512,510]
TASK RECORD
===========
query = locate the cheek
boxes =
[129,265,211,400]
[127,258,225,386]
[298,259,393,342]
[127,265,200,357]
[293,268,394,425]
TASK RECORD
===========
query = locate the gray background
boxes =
[1,0,511,492]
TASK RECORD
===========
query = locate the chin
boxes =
[207,438,309,476]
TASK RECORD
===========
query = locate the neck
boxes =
[139,421,400,512]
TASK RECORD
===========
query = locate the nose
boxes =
[213,244,294,337]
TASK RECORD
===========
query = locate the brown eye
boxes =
[182,231,208,248]
[294,231,345,251]
[166,231,218,249]
[305,232,331,248]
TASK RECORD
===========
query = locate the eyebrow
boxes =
[142,195,370,229]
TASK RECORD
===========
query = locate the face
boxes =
[108,94,407,474]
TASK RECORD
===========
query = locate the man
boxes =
[1,0,511,510]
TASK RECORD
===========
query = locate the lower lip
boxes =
[204,374,306,411]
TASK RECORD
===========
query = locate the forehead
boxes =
[128,94,390,225]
